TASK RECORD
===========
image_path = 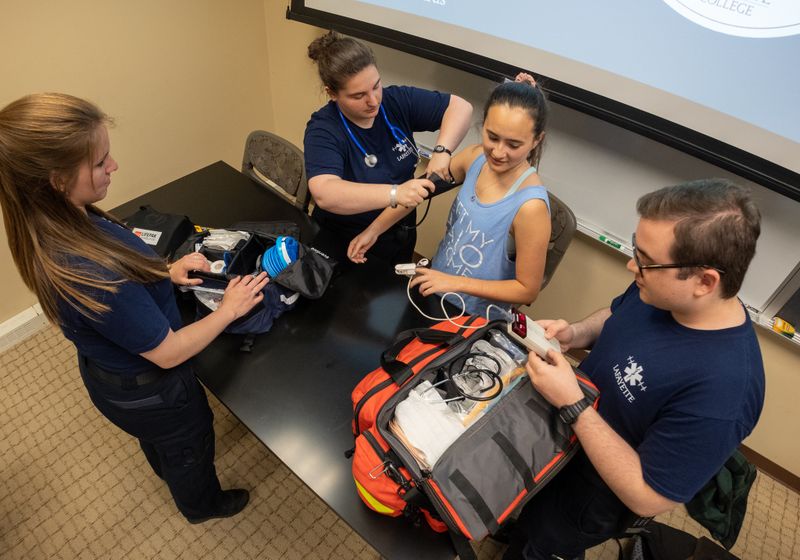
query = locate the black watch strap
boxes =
[558,396,592,425]
[433,144,452,155]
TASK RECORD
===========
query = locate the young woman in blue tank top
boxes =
[348,74,552,317]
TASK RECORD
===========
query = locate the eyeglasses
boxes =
[631,234,726,275]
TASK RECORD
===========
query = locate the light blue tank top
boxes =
[431,154,550,318]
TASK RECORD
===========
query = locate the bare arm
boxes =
[527,350,679,517]
[425,95,473,180]
[347,206,415,263]
[569,307,612,348]
[347,145,482,263]
[537,307,612,352]
[308,175,433,215]
[141,273,268,369]
[572,406,679,517]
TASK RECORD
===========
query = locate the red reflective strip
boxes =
[575,373,599,391]
[498,489,527,523]
[533,450,566,483]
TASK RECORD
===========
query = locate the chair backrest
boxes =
[541,192,577,290]
[505,192,577,290]
[241,130,311,213]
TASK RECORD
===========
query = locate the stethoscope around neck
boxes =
[337,105,419,168]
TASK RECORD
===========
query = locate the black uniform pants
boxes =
[311,215,417,268]
[505,451,637,560]
[79,356,222,520]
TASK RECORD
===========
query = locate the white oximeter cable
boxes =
[405,277,512,329]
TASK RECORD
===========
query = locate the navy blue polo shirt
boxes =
[304,85,450,235]
[58,214,181,374]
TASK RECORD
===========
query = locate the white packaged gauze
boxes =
[393,380,466,467]
[202,229,251,251]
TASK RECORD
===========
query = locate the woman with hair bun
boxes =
[304,30,473,265]
[350,73,552,318]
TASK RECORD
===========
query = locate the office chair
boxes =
[541,192,577,290]
[242,130,311,213]
[506,192,576,290]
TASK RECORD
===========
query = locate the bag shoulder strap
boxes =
[448,530,477,560]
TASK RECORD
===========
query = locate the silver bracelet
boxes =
[389,184,398,208]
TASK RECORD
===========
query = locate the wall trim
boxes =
[741,445,800,494]
[0,304,48,354]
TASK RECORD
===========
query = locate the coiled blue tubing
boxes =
[260,235,299,278]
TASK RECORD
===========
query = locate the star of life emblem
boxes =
[612,355,647,403]
[624,356,644,387]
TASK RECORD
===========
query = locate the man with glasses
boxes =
[504,179,765,560]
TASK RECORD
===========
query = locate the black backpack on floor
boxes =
[621,522,739,560]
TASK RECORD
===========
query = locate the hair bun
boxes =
[307,30,340,62]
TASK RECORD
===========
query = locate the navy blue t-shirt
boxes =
[304,85,450,235]
[579,282,765,502]
[58,214,181,374]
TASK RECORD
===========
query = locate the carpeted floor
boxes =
[1,326,797,559]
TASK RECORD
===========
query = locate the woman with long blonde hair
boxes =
[0,92,266,523]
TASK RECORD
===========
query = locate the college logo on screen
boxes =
[663,0,800,37]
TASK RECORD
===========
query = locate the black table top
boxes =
[113,161,455,559]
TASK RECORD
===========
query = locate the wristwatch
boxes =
[432,144,452,156]
[558,396,592,425]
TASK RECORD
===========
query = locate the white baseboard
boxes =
[0,303,49,354]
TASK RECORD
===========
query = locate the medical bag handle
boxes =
[380,319,481,386]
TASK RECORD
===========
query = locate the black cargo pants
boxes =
[79,356,222,520]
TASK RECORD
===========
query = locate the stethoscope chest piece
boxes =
[338,105,417,169]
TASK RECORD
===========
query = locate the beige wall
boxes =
[0,0,274,320]
[263,1,326,148]
[2,1,798,478]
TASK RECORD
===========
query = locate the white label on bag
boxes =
[132,227,162,246]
